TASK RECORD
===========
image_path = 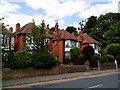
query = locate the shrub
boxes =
[82,46,94,59]
[3,47,32,69]
[101,54,114,63]
[104,43,120,58]
[68,62,74,65]
[32,52,61,69]
[70,47,82,58]
[115,54,120,61]
[92,55,101,62]
[106,54,114,63]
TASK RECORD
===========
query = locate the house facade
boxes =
[2,27,14,53]
[2,22,102,64]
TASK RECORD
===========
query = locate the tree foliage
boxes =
[32,52,61,68]
[29,20,47,53]
[66,26,77,34]
[70,47,82,57]
[104,21,120,44]
[87,13,120,47]
[82,46,94,59]
[83,16,97,34]
[2,47,32,69]
[104,43,120,58]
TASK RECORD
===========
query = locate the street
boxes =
[27,72,120,89]
[6,70,120,89]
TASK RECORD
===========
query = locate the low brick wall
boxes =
[2,65,87,80]
[100,63,116,70]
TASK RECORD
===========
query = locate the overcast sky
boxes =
[0,0,119,31]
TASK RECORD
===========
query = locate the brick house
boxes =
[4,22,101,64]
[2,27,14,53]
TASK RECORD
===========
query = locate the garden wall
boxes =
[2,65,87,80]
[100,63,116,70]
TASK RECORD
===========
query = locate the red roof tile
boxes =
[18,22,52,38]
[82,33,101,45]
[20,22,33,34]
[52,29,79,41]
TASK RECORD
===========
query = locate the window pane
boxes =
[65,51,71,59]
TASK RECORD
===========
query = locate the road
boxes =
[8,71,120,89]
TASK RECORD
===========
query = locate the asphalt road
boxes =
[23,72,120,89]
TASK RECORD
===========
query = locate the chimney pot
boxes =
[55,22,59,35]
[79,31,84,41]
[46,24,50,34]
[16,23,20,33]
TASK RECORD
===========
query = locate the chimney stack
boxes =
[46,24,50,34]
[16,23,20,33]
[9,27,13,33]
[79,31,84,41]
[55,22,59,35]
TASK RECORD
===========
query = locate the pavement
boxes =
[2,69,119,87]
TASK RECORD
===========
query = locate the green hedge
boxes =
[32,52,61,69]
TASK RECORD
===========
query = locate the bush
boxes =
[32,52,61,69]
[70,47,82,58]
[106,54,114,62]
[92,55,101,62]
[101,55,109,63]
[3,47,32,69]
[115,54,120,61]
[68,62,74,65]
[104,43,120,57]
[101,54,114,63]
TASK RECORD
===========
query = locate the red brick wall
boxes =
[80,44,89,50]
[19,35,26,49]
[58,40,65,63]
[52,41,59,56]
[51,40,65,63]
[14,35,26,51]
[14,36,19,51]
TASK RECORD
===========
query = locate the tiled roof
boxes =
[18,22,52,38]
[82,33,102,45]
[52,29,80,41]
[77,36,83,42]
[20,22,33,34]
[3,28,13,34]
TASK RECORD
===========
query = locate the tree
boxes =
[29,20,61,68]
[82,46,94,59]
[104,43,120,58]
[83,16,97,34]
[50,27,55,34]
[29,20,47,53]
[104,21,120,44]
[66,26,77,34]
[88,13,120,48]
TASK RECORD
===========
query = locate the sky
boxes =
[0,0,119,32]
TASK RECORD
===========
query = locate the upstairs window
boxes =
[65,40,77,48]
[65,40,71,47]
[76,42,80,47]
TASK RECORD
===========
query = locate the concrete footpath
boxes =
[2,69,119,87]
